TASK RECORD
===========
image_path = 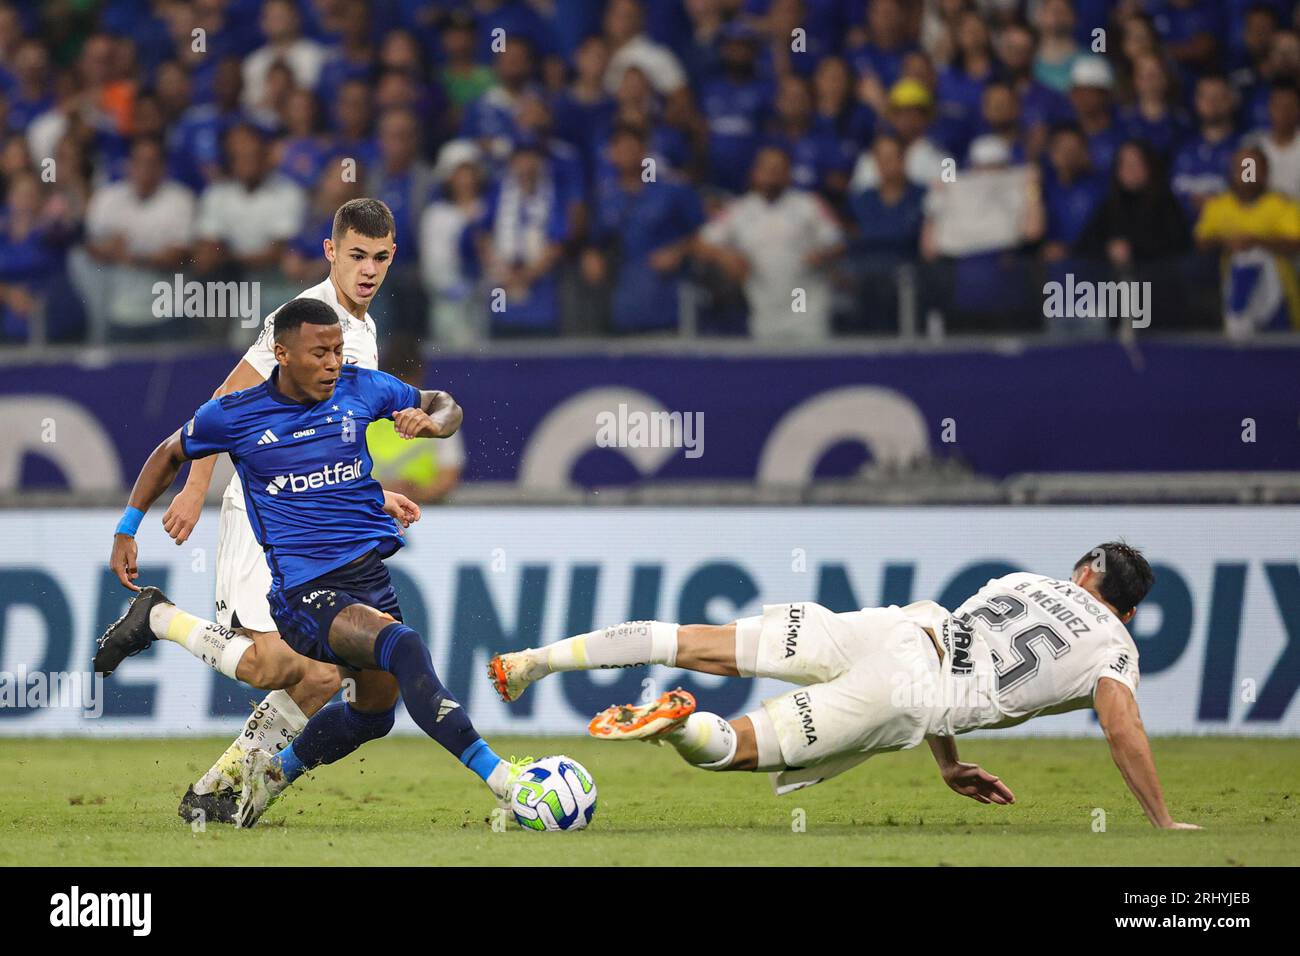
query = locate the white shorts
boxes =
[215,494,275,633]
[735,603,942,778]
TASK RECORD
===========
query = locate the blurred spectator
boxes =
[438,13,495,123]
[847,132,926,333]
[194,123,305,325]
[921,134,1045,331]
[700,23,769,195]
[421,141,486,346]
[583,123,703,333]
[996,19,1072,161]
[282,164,362,288]
[365,107,435,338]
[367,342,465,503]
[1120,53,1190,162]
[1247,81,1300,200]
[813,56,875,156]
[272,88,334,189]
[851,133,926,263]
[1033,0,1083,94]
[1076,141,1190,266]
[477,142,566,336]
[850,0,918,91]
[1244,28,1300,131]
[1196,145,1300,335]
[763,74,851,200]
[1069,56,1125,175]
[461,35,538,167]
[333,77,380,173]
[1117,13,1163,101]
[513,91,587,236]
[241,0,325,112]
[850,77,945,191]
[1171,74,1241,218]
[604,0,688,99]
[933,10,998,158]
[1039,123,1105,265]
[697,145,844,339]
[552,35,618,177]
[1230,4,1280,91]
[70,136,195,343]
[170,57,276,192]
[8,38,52,133]
[0,170,76,342]
[315,0,375,107]
[1147,0,1223,81]
[976,81,1026,165]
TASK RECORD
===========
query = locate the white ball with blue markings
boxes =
[510,755,597,832]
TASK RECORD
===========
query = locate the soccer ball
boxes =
[509,755,597,832]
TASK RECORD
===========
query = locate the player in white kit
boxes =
[155,198,418,823]
[489,543,1200,828]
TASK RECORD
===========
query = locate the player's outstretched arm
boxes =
[162,359,265,545]
[1094,677,1200,830]
[111,429,191,590]
[926,735,1016,805]
[392,390,463,440]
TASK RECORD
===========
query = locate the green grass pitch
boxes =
[3,736,1297,866]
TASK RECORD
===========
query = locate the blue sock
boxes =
[274,742,308,783]
[374,622,498,778]
[460,738,504,784]
[271,700,395,783]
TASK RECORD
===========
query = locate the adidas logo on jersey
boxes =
[265,458,364,496]
[435,698,461,723]
[256,429,279,445]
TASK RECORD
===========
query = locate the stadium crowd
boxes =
[2,0,1300,345]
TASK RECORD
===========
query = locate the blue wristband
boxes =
[116,506,145,537]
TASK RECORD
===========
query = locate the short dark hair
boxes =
[332,197,396,243]
[273,297,338,342]
[1074,542,1154,616]
[1270,79,1300,101]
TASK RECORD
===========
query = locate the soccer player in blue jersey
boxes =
[97,297,520,826]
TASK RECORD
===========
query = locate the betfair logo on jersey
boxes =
[265,459,364,496]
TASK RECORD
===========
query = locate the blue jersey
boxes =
[180,364,421,592]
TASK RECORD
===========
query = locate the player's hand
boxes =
[382,490,422,531]
[942,761,1015,805]
[162,486,204,545]
[110,534,141,592]
[392,407,438,440]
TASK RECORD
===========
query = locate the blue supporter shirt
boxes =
[1042,170,1108,245]
[1171,130,1239,217]
[593,176,704,332]
[179,364,420,592]
[702,75,772,193]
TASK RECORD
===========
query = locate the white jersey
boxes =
[223,278,379,511]
[939,572,1140,734]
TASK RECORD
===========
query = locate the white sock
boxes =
[150,604,252,681]
[486,758,511,800]
[539,620,678,674]
[194,691,309,795]
[663,712,737,770]
[746,707,786,772]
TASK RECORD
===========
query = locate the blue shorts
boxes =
[269,550,403,667]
